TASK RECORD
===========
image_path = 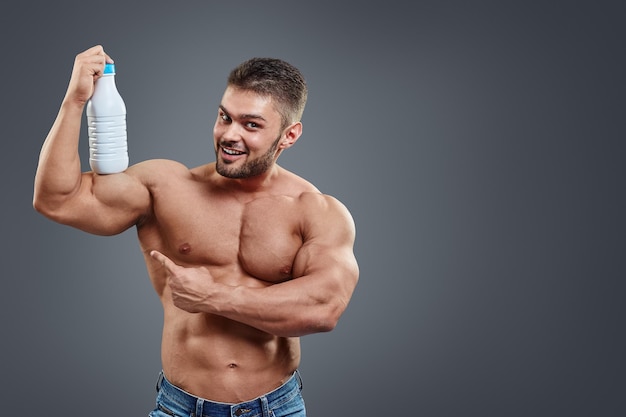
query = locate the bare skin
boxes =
[33,46,359,403]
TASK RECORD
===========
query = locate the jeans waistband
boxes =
[156,370,303,417]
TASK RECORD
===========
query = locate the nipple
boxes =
[178,243,192,255]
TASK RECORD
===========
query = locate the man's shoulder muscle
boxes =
[131,159,195,184]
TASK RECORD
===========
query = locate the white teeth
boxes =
[223,148,244,155]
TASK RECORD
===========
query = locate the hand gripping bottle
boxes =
[86,62,128,174]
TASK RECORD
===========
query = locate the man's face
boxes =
[213,87,284,179]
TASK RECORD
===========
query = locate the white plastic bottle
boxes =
[86,62,128,174]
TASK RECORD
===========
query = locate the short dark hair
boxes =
[227,58,308,129]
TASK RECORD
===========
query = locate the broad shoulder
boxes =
[274,166,353,225]
[274,165,319,195]
[298,191,353,221]
[128,159,205,187]
[296,191,355,242]
[132,158,192,174]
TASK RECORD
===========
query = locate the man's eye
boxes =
[220,113,231,122]
[246,122,259,128]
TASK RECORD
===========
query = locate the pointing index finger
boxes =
[150,250,176,270]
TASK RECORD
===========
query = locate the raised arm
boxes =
[33,45,150,235]
[150,193,359,337]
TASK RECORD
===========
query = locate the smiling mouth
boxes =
[221,145,246,156]
[219,146,248,164]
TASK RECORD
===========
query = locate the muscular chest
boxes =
[152,188,302,283]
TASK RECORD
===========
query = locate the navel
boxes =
[178,242,192,255]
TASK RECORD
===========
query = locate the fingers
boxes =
[65,45,116,104]
[76,45,114,73]
[150,250,178,272]
[78,45,105,62]
[82,45,113,60]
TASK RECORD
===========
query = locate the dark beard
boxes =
[216,136,281,179]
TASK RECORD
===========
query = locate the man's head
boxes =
[227,57,308,130]
[213,58,307,179]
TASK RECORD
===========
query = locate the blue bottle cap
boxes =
[103,63,116,74]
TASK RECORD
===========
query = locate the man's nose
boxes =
[222,122,245,141]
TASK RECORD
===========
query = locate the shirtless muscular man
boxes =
[33,45,359,417]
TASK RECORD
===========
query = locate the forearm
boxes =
[206,277,344,338]
[34,100,85,209]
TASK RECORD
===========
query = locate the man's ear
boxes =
[279,122,303,149]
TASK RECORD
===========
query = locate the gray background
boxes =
[2,1,625,416]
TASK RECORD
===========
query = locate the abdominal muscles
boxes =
[159,288,301,402]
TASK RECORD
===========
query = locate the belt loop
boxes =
[156,370,164,392]
[260,395,270,417]
[196,398,204,417]
[295,369,303,390]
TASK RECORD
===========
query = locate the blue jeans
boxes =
[149,370,306,417]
